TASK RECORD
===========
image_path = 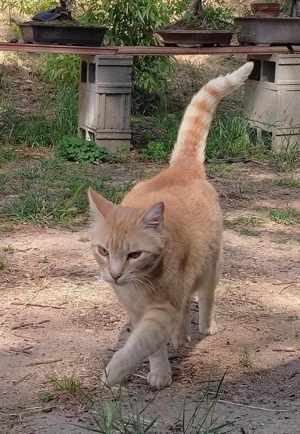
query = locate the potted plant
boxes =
[235,0,300,45]
[156,0,234,47]
[18,0,106,46]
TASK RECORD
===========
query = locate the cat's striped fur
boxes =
[88,62,253,389]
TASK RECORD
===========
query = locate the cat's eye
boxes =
[97,245,109,257]
[128,251,142,260]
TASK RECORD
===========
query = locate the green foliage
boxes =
[57,135,108,163]
[137,113,264,162]
[142,141,169,161]
[206,114,254,159]
[202,3,234,30]
[269,207,300,225]
[80,0,176,94]
[0,0,55,16]
[40,54,80,86]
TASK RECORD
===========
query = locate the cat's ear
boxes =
[142,202,164,230]
[88,187,114,220]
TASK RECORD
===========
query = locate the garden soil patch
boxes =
[0,162,299,433]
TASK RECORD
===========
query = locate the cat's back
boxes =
[123,171,222,236]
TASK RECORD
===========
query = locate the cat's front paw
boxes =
[101,350,130,386]
[147,369,172,389]
[199,320,218,336]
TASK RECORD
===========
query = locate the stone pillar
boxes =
[244,54,300,152]
[78,55,133,153]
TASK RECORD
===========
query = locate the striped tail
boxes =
[170,62,254,166]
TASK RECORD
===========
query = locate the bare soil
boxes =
[0,161,299,434]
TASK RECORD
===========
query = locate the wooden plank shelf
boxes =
[1,42,300,56]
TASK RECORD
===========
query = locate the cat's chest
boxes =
[113,284,147,316]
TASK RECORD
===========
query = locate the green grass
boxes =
[0,158,131,225]
[79,379,230,434]
[0,86,78,148]
[273,178,300,188]
[206,114,269,160]
[270,145,299,172]
[136,112,269,162]
[269,207,300,225]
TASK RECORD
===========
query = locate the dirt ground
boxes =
[0,161,299,434]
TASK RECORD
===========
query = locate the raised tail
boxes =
[170,62,254,166]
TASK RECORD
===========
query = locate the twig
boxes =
[209,395,289,412]
[11,319,50,330]
[272,348,297,353]
[9,345,33,354]
[13,373,33,385]
[26,358,62,367]
[11,302,66,310]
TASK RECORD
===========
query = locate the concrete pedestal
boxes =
[244,54,300,152]
[78,55,133,152]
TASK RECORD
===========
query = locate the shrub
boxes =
[80,0,178,94]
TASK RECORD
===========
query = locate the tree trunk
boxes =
[189,0,204,16]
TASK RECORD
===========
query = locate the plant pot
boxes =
[156,29,233,47]
[250,2,280,17]
[19,21,106,46]
[235,17,300,45]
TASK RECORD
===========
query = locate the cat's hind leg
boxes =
[197,255,221,336]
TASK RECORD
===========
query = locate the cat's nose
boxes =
[110,269,122,282]
[109,260,123,283]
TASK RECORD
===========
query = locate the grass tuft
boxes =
[270,145,299,172]
[269,207,300,225]
[273,178,300,189]
[49,375,81,394]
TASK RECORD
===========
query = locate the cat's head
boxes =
[88,188,165,287]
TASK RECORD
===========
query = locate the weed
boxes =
[269,208,300,225]
[240,348,254,369]
[111,144,131,163]
[142,142,169,161]
[206,114,253,159]
[133,113,179,155]
[49,375,81,394]
[270,145,299,172]
[79,377,230,434]
[273,178,300,188]
[57,135,108,164]
[0,256,6,271]
[39,391,55,403]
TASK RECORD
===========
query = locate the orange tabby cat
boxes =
[88,62,254,389]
